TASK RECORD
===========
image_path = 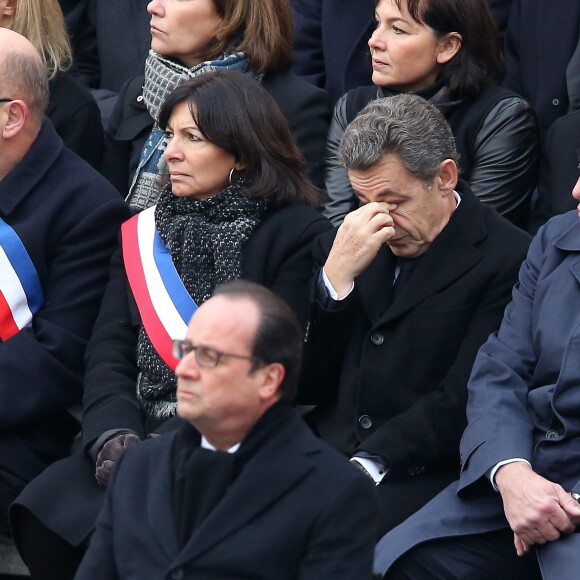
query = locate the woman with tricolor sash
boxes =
[10,71,331,579]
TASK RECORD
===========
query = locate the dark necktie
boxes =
[391,258,416,303]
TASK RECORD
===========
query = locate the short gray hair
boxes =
[338,93,460,184]
[0,51,49,125]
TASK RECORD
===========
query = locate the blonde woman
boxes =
[0,0,103,168]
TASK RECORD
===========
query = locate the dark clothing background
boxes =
[502,0,580,140]
[63,0,151,125]
[48,73,103,170]
[529,109,580,231]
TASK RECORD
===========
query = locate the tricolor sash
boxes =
[122,206,198,371]
[0,217,43,341]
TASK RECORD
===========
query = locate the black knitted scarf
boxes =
[136,183,269,419]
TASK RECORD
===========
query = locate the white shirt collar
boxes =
[201,435,240,454]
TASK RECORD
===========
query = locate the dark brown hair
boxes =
[209,0,293,74]
[158,70,320,207]
[386,0,505,97]
[213,280,303,402]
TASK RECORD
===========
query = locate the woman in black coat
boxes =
[11,70,330,580]
[103,0,330,204]
[324,0,538,229]
[5,0,103,170]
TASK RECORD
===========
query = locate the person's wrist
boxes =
[324,261,354,299]
[495,461,531,492]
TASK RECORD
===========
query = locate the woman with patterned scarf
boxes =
[10,70,331,580]
[102,0,331,205]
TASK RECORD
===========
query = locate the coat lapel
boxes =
[171,414,319,567]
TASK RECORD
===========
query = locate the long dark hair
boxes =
[390,0,505,97]
[158,70,320,207]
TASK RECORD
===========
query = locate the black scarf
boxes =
[136,184,269,422]
[171,401,294,548]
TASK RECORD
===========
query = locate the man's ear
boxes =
[2,100,27,139]
[258,362,285,401]
[435,159,458,195]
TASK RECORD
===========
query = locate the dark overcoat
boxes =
[75,408,379,580]
[374,210,580,579]
[298,183,531,532]
[0,121,130,509]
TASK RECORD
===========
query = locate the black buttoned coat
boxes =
[74,409,378,580]
[299,183,531,533]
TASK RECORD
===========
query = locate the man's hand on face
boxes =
[494,462,580,556]
[324,202,396,298]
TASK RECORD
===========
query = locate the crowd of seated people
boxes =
[0,0,576,578]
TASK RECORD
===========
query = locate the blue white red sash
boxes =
[0,217,43,341]
[121,206,198,371]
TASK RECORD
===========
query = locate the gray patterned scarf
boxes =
[136,183,269,420]
[127,50,249,210]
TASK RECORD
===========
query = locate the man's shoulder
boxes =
[455,185,532,256]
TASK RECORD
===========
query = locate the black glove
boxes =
[95,432,140,487]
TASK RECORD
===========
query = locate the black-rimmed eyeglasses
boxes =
[0,99,14,103]
[172,339,262,368]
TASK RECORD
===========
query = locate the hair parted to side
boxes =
[386,0,504,97]
[0,50,49,122]
[158,70,320,207]
[339,93,459,184]
[12,0,72,79]
[207,0,292,75]
[212,280,303,402]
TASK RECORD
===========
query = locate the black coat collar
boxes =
[0,120,63,216]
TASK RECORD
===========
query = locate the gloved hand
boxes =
[95,432,140,487]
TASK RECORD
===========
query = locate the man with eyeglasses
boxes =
[75,280,378,580]
[0,29,130,537]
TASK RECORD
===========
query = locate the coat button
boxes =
[370,333,384,346]
[359,415,373,429]
[170,568,184,579]
[137,95,144,102]
[552,98,560,106]
[546,430,559,440]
